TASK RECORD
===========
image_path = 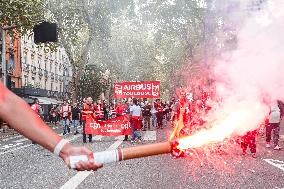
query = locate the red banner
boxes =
[114,81,160,98]
[85,115,132,136]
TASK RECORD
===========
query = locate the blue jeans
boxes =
[62,118,70,134]
[72,119,79,132]
[131,120,141,140]
[151,113,157,128]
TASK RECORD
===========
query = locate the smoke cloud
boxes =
[211,0,284,136]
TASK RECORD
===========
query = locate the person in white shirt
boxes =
[61,101,71,135]
[266,101,282,150]
[130,98,142,143]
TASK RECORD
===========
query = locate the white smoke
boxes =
[210,0,284,136]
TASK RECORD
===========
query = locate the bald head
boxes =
[86,97,93,104]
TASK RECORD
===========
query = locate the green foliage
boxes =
[0,0,44,35]
[79,66,107,100]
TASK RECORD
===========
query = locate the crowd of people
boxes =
[37,97,174,143]
[28,92,284,157]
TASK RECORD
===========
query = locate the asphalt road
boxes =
[1,122,284,189]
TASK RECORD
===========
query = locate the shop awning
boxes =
[29,96,63,105]
[22,97,35,104]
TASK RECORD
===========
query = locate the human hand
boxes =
[60,145,103,171]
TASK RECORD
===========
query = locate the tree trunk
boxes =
[71,64,84,102]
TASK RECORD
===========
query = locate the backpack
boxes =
[269,105,281,123]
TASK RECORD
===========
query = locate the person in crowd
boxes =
[50,104,59,125]
[124,101,131,141]
[103,101,109,120]
[165,101,171,121]
[61,101,71,135]
[95,99,105,120]
[116,101,125,117]
[142,101,152,131]
[151,101,157,128]
[171,90,190,137]
[109,103,116,118]
[266,101,282,150]
[71,102,80,135]
[81,97,94,143]
[155,99,164,129]
[31,99,40,117]
[241,130,257,158]
[130,98,142,143]
[0,81,102,171]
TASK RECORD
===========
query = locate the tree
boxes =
[79,65,106,100]
[45,0,112,101]
[0,0,43,35]
[45,0,240,100]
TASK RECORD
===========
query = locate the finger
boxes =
[78,159,94,171]
[80,147,93,156]
[90,163,103,171]
[75,161,85,171]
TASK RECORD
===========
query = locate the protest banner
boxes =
[85,115,132,136]
[114,81,160,98]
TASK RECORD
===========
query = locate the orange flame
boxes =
[175,102,267,150]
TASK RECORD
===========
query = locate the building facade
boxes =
[20,34,72,99]
[0,29,22,89]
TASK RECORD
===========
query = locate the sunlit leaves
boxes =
[0,0,44,35]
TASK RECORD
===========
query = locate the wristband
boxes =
[54,139,69,156]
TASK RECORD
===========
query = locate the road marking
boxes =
[143,131,156,141]
[264,159,284,172]
[0,132,82,156]
[0,144,33,155]
[115,135,124,140]
[59,139,124,189]
[14,138,29,143]
[1,135,22,142]
[0,143,23,150]
[94,135,103,141]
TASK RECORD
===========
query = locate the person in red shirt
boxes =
[95,99,104,120]
[81,97,94,143]
[116,101,125,117]
[31,99,40,115]
[171,90,191,138]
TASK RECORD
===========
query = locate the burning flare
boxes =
[174,100,268,151]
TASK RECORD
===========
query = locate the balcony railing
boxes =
[44,70,48,77]
[59,76,64,82]
[55,74,59,82]
[38,68,43,76]
[31,66,37,74]
[51,73,55,81]
[23,64,30,72]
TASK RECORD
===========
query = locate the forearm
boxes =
[0,86,68,156]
